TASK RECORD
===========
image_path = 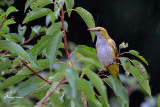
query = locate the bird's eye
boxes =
[97,29,101,31]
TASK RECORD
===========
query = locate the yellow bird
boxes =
[88,27,120,80]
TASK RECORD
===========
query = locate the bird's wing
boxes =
[111,39,118,56]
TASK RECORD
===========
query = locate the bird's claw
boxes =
[110,60,114,65]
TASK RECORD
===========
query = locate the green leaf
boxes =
[119,57,152,97]
[14,77,42,100]
[131,60,149,80]
[129,50,148,65]
[75,7,95,41]
[158,94,160,107]
[46,30,62,71]
[0,57,11,72]
[77,78,95,100]
[30,0,52,10]
[83,68,109,107]
[24,0,36,12]
[2,19,16,27]
[65,0,74,17]
[23,8,52,24]
[119,42,128,50]
[103,76,129,106]
[2,33,21,43]
[18,25,26,42]
[65,68,83,107]
[88,99,103,107]
[0,75,27,90]
[0,40,38,67]
[6,6,17,17]
[46,23,61,35]
[54,0,64,18]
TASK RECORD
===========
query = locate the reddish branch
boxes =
[80,90,87,107]
[61,8,71,65]
[37,76,66,107]
[21,60,52,84]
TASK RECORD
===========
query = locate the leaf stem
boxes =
[37,76,66,107]
[21,60,52,84]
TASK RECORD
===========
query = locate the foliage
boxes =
[0,0,152,107]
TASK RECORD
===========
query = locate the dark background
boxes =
[1,0,160,106]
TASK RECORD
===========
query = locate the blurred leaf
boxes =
[103,76,129,106]
[0,57,11,72]
[0,77,6,81]
[65,0,74,17]
[24,0,36,12]
[65,68,83,107]
[46,23,61,35]
[2,33,21,43]
[46,30,62,71]
[31,25,41,34]
[0,75,27,90]
[88,99,103,107]
[119,42,128,50]
[158,94,160,107]
[83,68,109,107]
[2,19,16,28]
[129,50,148,65]
[54,0,64,18]
[0,40,38,67]
[18,25,26,42]
[6,6,17,17]
[131,60,149,80]
[119,57,152,97]
[30,0,52,10]
[75,7,95,41]
[77,78,95,100]
[23,8,52,24]
[13,77,42,101]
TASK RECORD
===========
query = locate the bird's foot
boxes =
[110,60,114,65]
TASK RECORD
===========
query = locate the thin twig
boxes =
[21,60,52,84]
[61,8,72,67]
[80,90,87,107]
[37,76,66,107]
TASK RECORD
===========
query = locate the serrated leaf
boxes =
[0,75,27,90]
[65,0,74,17]
[119,57,152,97]
[30,0,52,10]
[103,76,129,106]
[129,50,148,65]
[46,30,62,71]
[83,68,109,107]
[0,40,37,67]
[2,19,16,28]
[54,0,64,18]
[46,23,61,35]
[6,6,17,17]
[77,78,95,100]
[0,57,11,72]
[23,8,52,24]
[24,0,36,12]
[75,7,95,41]
[88,99,103,107]
[3,33,21,43]
[131,60,149,80]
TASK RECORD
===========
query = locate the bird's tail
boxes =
[108,64,121,81]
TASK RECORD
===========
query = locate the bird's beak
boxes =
[87,29,95,32]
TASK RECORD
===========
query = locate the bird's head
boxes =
[88,27,110,39]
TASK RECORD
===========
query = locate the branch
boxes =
[37,76,66,107]
[61,8,72,67]
[80,90,87,107]
[21,60,52,84]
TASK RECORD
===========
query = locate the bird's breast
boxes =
[96,37,115,66]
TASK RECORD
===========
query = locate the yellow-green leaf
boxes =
[30,0,52,10]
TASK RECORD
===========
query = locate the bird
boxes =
[88,27,120,80]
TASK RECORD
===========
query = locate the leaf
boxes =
[103,76,129,106]
[77,78,95,100]
[14,77,42,100]
[6,6,17,17]
[83,68,109,107]
[46,23,61,35]
[30,0,52,10]
[158,94,160,107]
[119,42,128,50]
[75,7,95,41]
[131,60,149,80]
[24,0,36,12]
[0,75,27,90]
[65,0,74,17]
[2,19,16,27]
[46,31,62,71]
[0,57,11,72]
[119,57,152,97]
[65,68,83,107]
[129,50,148,65]
[23,8,52,24]
[0,40,37,67]
[88,99,103,107]
[54,0,64,18]
[2,33,21,43]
